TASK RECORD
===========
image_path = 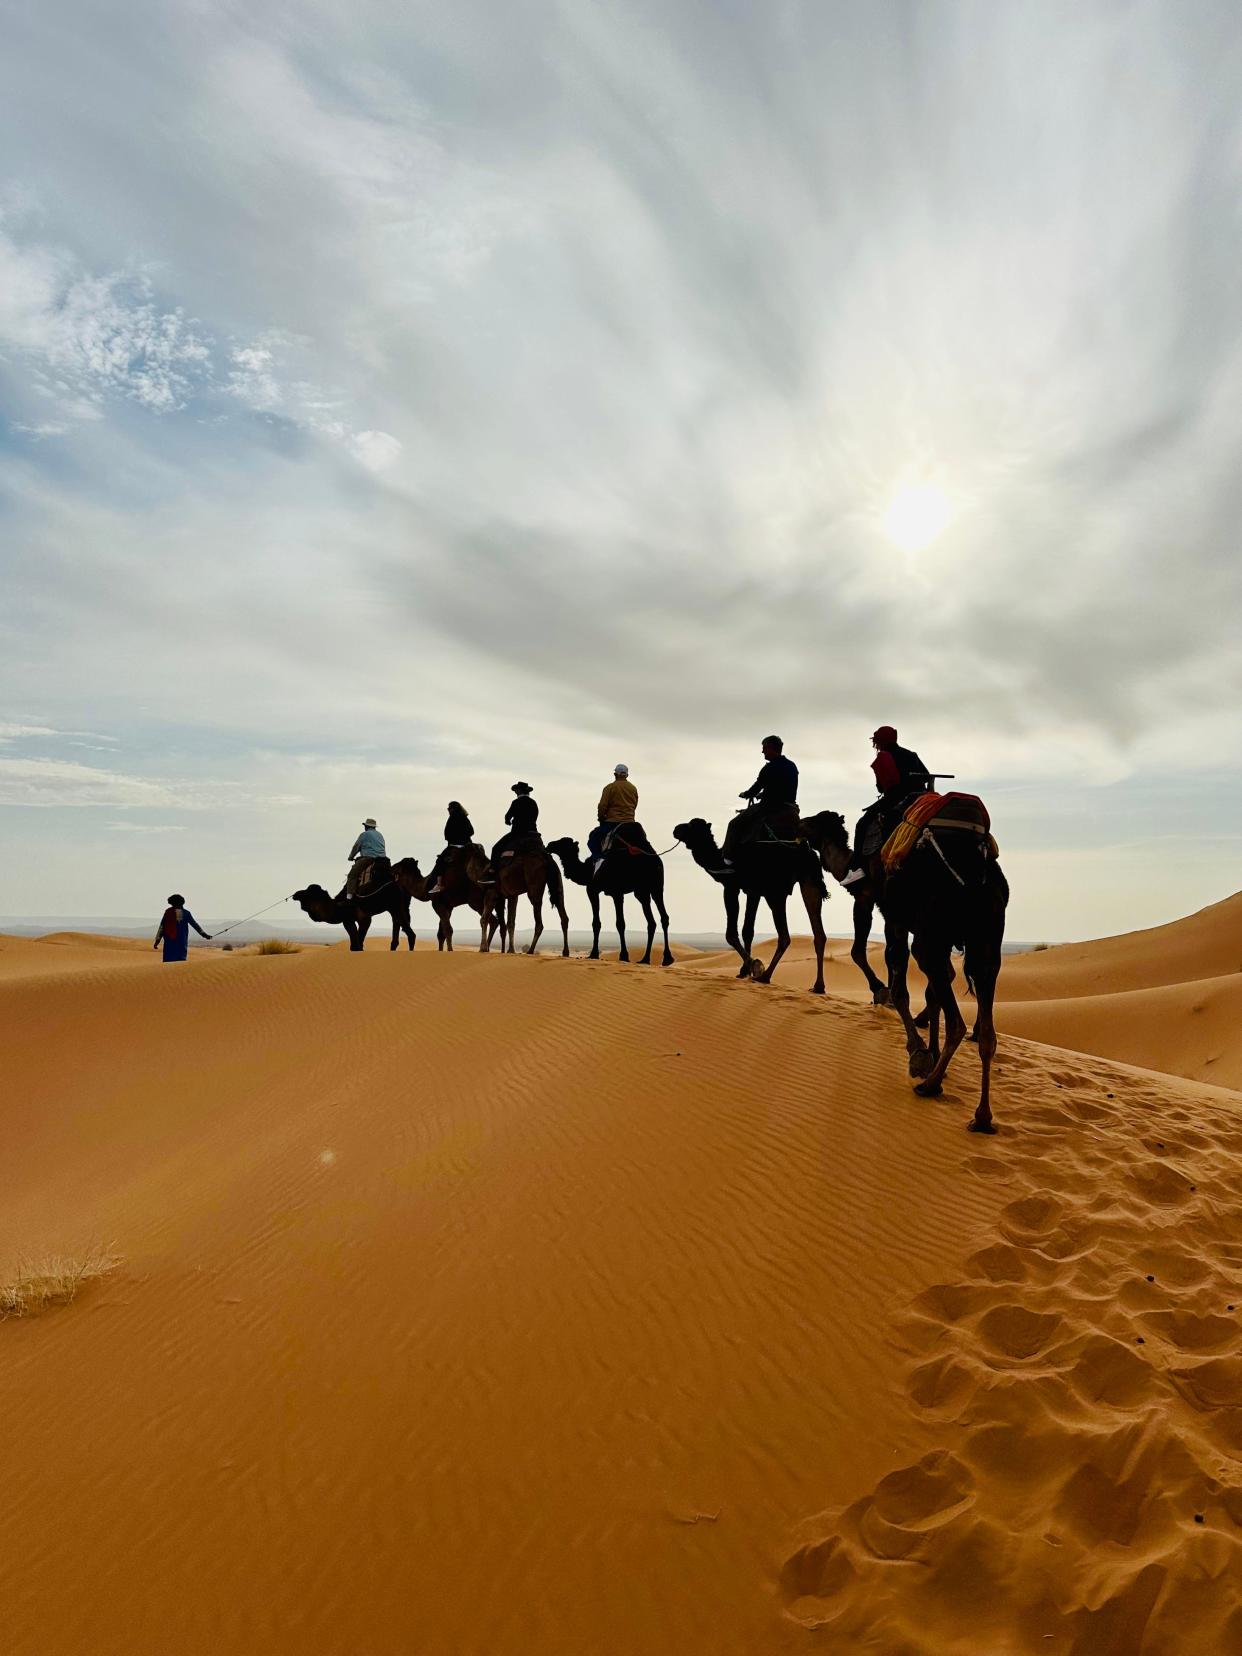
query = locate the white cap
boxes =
[614,763,629,776]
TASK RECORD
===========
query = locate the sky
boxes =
[2,0,1240,941]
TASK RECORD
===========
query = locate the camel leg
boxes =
[756,893,790,985]
[399,903,415,951]
[886,916,932,1076]
[389,912,401,950]
[722,886,747,976]
[344,918,361,951]
[852,895,889,1004]
[505,896,518,953]
[740,890,763,979]
[555,892,570,958]
[801,881,827,995]
[654,879,674,967]
[636,893,656,964]
[526,885,544,955]
[913,942,968,1100]
[587,887,602,959]
[965,940,1001,1134]
[353,912,374,953]
[613,893,629,962]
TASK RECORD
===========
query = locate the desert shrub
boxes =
[1032,942,1050,953]
[255,938,300,955]
[1,1250,121,1320]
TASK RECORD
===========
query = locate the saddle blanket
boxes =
[881,792,995,873]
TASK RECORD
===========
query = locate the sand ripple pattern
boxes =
[779,1057,1242,1653]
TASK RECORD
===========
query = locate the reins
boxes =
[212,895,293,938]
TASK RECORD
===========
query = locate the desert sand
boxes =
[1,900,1240,1654]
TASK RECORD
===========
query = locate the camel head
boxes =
[545,837,579,862]
[292,884,337,921]
[799,811,852,880]
[390,856,424,882]
[673,818,713,850]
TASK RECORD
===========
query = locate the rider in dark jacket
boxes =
[842,727,932,887]
[722,736,800,860]
[492,782,540,863]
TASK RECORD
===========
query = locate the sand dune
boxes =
[1001,890,1242,999]
[2,905,1240,1653]
[1000,973,1242,1092]
[684,890,1242,1093]
[0,930,163,983]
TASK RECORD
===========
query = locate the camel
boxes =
[811,814,891,1006]
[816,812,1008,1134]
[390,852,503,952]
[491,840,570,957]
[672,816,827,992]
[546,826,674,966]
[292,872,415,951]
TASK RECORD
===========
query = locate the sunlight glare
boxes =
[883,484,952,552]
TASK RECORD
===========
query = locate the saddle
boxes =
[600,822,653,857]
[881,793,997,874]
[499,832,544,861]
[357,855,391,893]
[735,803,802,851]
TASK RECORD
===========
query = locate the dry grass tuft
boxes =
[255,937,300,955]
[0,1250,122,1320]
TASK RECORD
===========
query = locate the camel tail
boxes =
[544,853,566,908]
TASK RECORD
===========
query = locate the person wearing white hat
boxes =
[345,817,387,896]
[588,763,639,867]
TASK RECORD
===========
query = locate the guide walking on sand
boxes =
[154,894,212,962]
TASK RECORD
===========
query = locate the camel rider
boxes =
[346,817,386,896]
[841,726,931,887]
[588,763,638,867]
[426,802,476,897]
[491,782,540,864]
[722,735,799,861]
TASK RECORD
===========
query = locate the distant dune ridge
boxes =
[0,893,1239,1653]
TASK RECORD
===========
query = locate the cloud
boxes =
[105,821,187,834]
[0,1,1239,935]
[0,209,396,467]
[0,722,58,741]
[0,757,181,808]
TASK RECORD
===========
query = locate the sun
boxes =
[883,484,952,552]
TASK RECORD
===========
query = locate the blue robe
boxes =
[157,907,208,962]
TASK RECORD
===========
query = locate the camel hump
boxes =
[932,792,991,832]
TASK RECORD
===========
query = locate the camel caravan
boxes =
[292,731,1008,1133]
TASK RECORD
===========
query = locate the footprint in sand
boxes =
[1140,1248,1214,1289]
[855,1451,977,1559]
[1141,1309,1238,1353]
[907,1352,981,1415]
[964,1242,1031,1285]
[1067,1333,1159,1408]
[1172,1356,1242,1412]
[975,1304,1064,1363]
[998,1192,1064,1244]
[1127,1161,1198,1208]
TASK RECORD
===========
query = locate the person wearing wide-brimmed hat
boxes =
[345,816,387,896]
[491,782,540,865]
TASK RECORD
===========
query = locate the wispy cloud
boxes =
[0,208,399,467]
[0,1,1239,939]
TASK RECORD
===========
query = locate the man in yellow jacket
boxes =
[588,763,638,867]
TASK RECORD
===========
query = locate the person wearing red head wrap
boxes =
[841,727,931,887]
